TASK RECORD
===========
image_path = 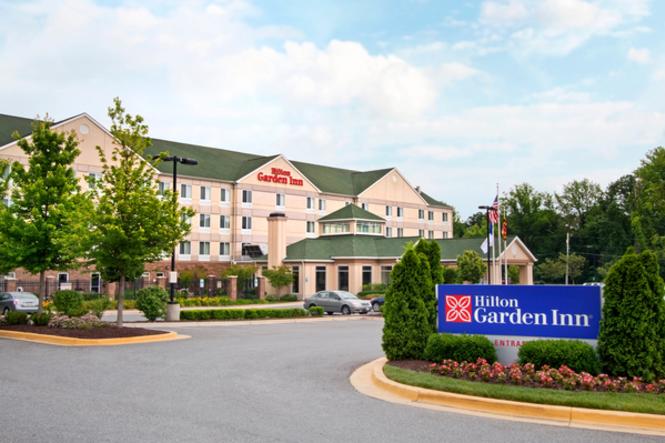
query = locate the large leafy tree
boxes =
[555,179,603,229]
[456,250,484,283]
[0,160,14,275]
[0,119,91,307]
[382,244,432,360]
[88,99,192,325]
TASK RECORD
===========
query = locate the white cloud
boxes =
[476,0,651,55]
[627,47,651,64]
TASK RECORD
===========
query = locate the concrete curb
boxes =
[0,329,190,347]
[350,357,665,437]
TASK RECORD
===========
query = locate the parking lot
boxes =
[0,318,658,442]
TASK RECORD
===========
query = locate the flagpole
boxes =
[493,183,498,284]
[496,182,502,284]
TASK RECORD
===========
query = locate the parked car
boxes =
[0,292,40,315]
[370,296,384,312]
[303,290,371,315]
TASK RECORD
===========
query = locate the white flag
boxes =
[480,238,488,254]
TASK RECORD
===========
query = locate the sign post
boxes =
[438,284,602,364]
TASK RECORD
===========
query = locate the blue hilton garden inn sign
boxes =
[437,285,602,339]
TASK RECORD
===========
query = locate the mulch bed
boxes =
[0,324,168,339]
[387,360,432,372]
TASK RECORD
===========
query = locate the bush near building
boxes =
[518,339,600,375]
[382,244,433,360]
[456,250,485,283]
[135,287,168,322]
[415,239,443,332]
[423,333,497,364]
[598,250,665,381]
[53,290,86,317]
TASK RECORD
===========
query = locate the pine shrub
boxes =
[135,287,168,322]
[382,244,433,360]
[518,339,600,374]
[423,333,497,363]
[598,250,665,381]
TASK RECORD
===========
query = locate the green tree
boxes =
[0,160,14,274]
[0,118,92,308]
[555,179,603,229]
[598,250,665,381]
[382,244,432,360]
[632,147,665,277]
[178,265,208,291]
[88,99,192,325]
[456,250,484,283]
[536,253,585,284]
[415,239,443,331]
[508,265,520,284]
[262,266,293,297]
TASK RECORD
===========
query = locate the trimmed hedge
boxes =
[180,308,310,321]
[308,306,324,316]
[30,311,52,326]
[518,339,600,375]
[423,333,497,363]
[6,311,29,325]
[53,290,86,317]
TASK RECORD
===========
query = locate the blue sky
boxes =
[1,0,663,217]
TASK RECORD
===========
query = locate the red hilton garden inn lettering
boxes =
[257,168,303,186]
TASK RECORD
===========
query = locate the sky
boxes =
[1,0,664,217]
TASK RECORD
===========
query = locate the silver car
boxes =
[303,290,371,315]
[0,292,40,315]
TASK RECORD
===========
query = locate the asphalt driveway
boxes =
[0,318,659,442]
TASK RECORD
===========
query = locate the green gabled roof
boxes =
[291,160,392,195]
[318,204,384,222]
[283,235,519,261]
[146,138,278,182]
[0,113,35,146]
[419,190,452,209]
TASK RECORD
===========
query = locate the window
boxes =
[242,190,252,204]
[315,266,326,292]
[381,266,393,285]
[88,172,102,189]
[220,242,230,256]
[4,271,16,280]
[179,241,191,255]
[292,266,300,294]
[418,209,424,220]
[322,222,349,234]
[276,193,285,207]
[397,228,403,238]
[220,215,230,230]
[428,230,434,239]
[397,207,403,218]
[361,202,368,211]
[443,231,449,239]
[58,272,69,284]
[200,186,211,201]
[306,196,314,209]
[318,199,326,211]
[158,180,169,195]
[199,241,210,256]
[338,266,349,291]
[181,213,192,226]
[362,266,372,287]
[141,271,150,278]
[385,206,392,217]
[356,222,382,234]
[428,210,434,221]
[442,212,448,222]
[306,221,316,234]
[242,216,252,231]
[180,184,192,199]
[418,229,425,238]
[386,227,392,238]
[156,272,165,278]
[220,188,229,203]
[199,214,211,228]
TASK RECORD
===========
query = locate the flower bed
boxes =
[430,358,665,394]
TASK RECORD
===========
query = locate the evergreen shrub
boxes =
[598,250,665,381]
[382,244,433,360]
[6,311,29,325]
[30,311,52,326]
[423,333,497,363]
[518,339,600,374]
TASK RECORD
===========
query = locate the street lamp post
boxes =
[565,226,571,285]
[478,205,492,284]
[154,155,198,312]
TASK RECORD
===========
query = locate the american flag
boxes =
[489,195,499,224]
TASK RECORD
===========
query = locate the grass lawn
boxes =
[384,364,665,416]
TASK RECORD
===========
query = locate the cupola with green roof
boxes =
[317,204,385,236]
